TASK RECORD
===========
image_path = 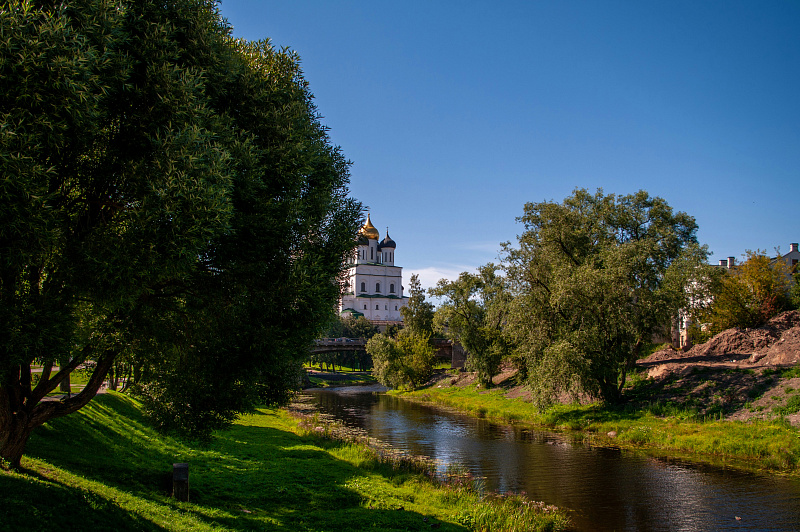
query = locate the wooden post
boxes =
[173,463,189,502]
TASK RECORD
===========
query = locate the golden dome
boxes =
[359,214,380,240]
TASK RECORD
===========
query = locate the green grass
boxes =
[307,373,377,387]
[400,384,800,475]
[774,395,800,416]
[1,393,569,531]
[30,366,93,396]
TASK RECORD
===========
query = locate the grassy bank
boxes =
[1,392,569,531]
[399,382,800,475]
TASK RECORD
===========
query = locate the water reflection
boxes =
[305,387,800,532]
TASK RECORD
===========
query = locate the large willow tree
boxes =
[0,0,361,467]
[503,189,706,407]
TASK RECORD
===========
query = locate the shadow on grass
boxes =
[16,394,465,531]
[0,470,165,532]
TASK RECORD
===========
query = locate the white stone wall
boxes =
[340,235,407,322]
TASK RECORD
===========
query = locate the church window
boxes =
[360,282,366,292]
[363,304,367,310]
[376,305,379,310]
[376,282,381,293]
[395,306,398,310]
[389,283,395,293]
[371,247,374,260]
[385,305,388,310]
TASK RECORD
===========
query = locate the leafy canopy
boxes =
[430,264,511,388]
[701,250,794,335]
[366,330,435,390]
[502,189,704,407]
[1,0,360,465]
[401,273,435,338]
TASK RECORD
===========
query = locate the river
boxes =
[303,385,800,532]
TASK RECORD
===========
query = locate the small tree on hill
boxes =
[367,330,435,390]
[401,274,435,338]
[702,250,794,335]
[430,264,511,388]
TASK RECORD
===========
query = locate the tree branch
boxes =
[29,352,116,427]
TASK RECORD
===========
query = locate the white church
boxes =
[339,214,408,328]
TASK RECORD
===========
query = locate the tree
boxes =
[401,274,435,338]
[344,316,380,340]
[702,250,794,335]
[1,0,360,466]
[502,189,704,408]
[366,330,435,390]
[430,264,511,388]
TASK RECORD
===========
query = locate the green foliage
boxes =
[502,189,704,407]
[773,394,800,416]
[367,331,435,390]
[401,273,435,337]
[701,250,794,334]
[345,316,381,339]
[430,264,511,388]
[1,0,361,463]
[791,276,800,310]
[323,315,379,340]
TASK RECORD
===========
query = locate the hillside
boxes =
[637,310,800,425]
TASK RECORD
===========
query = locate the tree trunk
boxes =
[0,353,115,469]
[108,365,117,391]
[0,417,35,469]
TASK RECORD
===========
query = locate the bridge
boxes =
[311,337,465,368]
[312,338,366,353]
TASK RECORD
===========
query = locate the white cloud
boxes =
[403,264,478,293]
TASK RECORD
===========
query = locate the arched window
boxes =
[389,283,395,293]
[375,305,379,310]
[395,305,398,310]
[375,282,381,293]
[363,304,367,310]
[360,282,366,292]
[371,247,374,260]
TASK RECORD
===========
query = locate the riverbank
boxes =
[1,392,569,531]
[397,370,800,476]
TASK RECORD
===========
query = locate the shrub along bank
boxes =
[0,392,569,531]
[399,381,800,475]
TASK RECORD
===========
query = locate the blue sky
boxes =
[218,1,800,290]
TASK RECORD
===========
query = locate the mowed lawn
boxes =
[0,393,568,531]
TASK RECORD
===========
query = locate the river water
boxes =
[304,385,800,532]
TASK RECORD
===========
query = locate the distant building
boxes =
[339,214,408,330]
[773,242,800,277]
